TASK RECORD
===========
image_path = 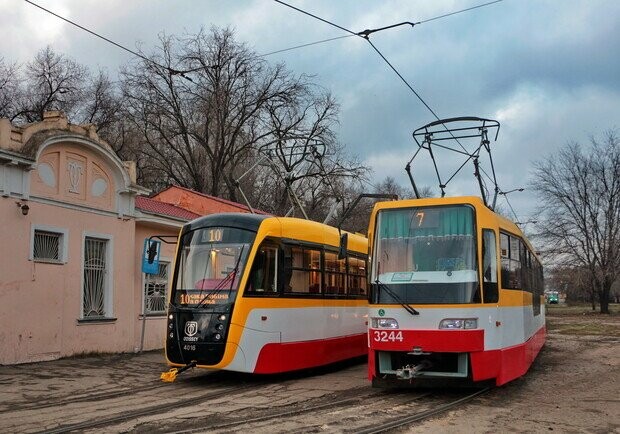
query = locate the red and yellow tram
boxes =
[366,196,545,386]
[165,213,369,374]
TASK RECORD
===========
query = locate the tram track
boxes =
[168,388,431,434]
[197,387,491,434]
[2,357,491,434]
[0,370,232,413]
[1,379,164,412]
[354,387,491,434]
[32,383,257,434]
[125,386,489,434]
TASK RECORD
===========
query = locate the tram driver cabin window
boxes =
[246,246,278,294]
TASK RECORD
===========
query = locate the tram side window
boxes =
[520,243,531,292]
[325,251,346,295]
[348,256,367,297]
[482,229,499,303]
[246,245,278,295]
[531,259,542,316]
[500,232,522,289]
[500,233,510,286]
[283,246,322,294]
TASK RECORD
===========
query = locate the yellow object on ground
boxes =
[160,368,178,382]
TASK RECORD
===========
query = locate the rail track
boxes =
[0,368,247,413]
[1,355,491,434]
[33,383,257,434]
[201,388,491,433]
[11,379,489,434]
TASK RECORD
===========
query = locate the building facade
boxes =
[0,112,200,364]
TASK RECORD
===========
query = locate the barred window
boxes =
[31,226,68,264]
[83,237,109,318]
[145,262,169,314]
[33,230,61,262]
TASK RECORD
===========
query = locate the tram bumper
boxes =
[369,329,485,384]
[166,311,231,366]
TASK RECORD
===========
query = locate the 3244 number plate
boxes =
[372,330,403,342]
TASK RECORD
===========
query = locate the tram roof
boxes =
[183,213,367,253]
[184,212,270,233]
[371,195,525,238]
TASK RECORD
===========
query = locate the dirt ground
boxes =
[406,304,620,434]
[0,304,618,433]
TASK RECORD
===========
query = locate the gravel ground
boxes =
[1,305,617,433]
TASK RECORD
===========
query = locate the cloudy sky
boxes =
[3,0,619,222]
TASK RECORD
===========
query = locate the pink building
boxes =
[0,112,202,364]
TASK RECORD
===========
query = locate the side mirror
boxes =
[147,241,158,264]
[337,233,348,260]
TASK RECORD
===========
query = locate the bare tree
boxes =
[2,47,125,145]
[0,58,21,119]
[80,69,122,133]
[531,130,620,313]
[12,46,87,123]
[121,27,368,210]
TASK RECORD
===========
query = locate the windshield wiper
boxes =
[374,279,419,316]
[195,245,245,309]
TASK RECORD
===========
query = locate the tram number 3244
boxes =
[372,330,404,342]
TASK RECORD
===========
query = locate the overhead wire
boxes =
[261,34,356,57]
[273,0,504,176]
[25,0,506,204]
[23,0,357,80]
[418,0,504,24]
[22,0,195,80]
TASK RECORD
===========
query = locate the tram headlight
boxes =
[215,323,224,331]
[168,314,173,320]
[169,332,174,338]
[439,318,478,329]
[371,317,399,329]
[214,333,222,341]
[218,314,226,321]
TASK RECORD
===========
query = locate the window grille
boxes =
[83,237,108,318]
[33,230,61,262]
[145,262,169,314]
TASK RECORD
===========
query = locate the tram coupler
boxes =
[395,360,432,380]
[160,361,197,383]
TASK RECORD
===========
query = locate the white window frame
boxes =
[80,231,114,320]
[141,257,171,316]
[29,224,69,264]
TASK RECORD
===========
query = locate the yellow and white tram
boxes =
[366,196,545,386]
[165,213,369,374]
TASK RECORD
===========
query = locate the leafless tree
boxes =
[12,46,87,123]
[121,27,368,210]
[0,58,21,119]
[2,47,125,148]
[80,69,122,134]
[531,130,620,313]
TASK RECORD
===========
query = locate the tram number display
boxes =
[183,344,196,351]
[372,330,404,342]
[201,228,223,243]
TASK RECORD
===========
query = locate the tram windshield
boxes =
[172,227,254,307]
[371,205,479,304]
